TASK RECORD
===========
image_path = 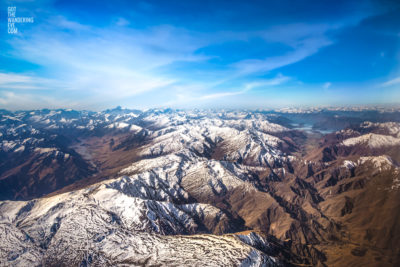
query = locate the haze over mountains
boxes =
[1,107,400,266]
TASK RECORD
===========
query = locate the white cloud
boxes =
[168,75,290,104]
[6,20,210,102]
[0,73,63,90]
[323,82,332,89]
[230,23,335,75]
[381,76,400,87]
[49,16,91,31]
[0,91,81,110]
[1,14,354,109]
[115,17,130,27]
[232,36,332,75]
[199,91,243,100]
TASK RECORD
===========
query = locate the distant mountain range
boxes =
[1,108,399,266]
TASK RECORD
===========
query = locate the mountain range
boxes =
[1,107,400,266]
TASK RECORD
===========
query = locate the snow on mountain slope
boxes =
[138,118,286,167]
[339,155,400,188]
[0,108,292,202]
[341,133,400,148]
[0,173,280,266]
[358,156,400,189]
[2,108,400,266]
[341,155,397,171]
[0,109,292,266]
[117,149,268,205]
[358,155,396,171]
[359,121,400,137]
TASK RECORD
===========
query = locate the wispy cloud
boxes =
[199,91,243,100]
[6,17,210,102]
[4,14,305,109]
[115,17,130,27]
[232,24,334,75]
[323,82,332,89]
[0,2,385,110]
[166,74,290,105]
[381,76,400,87]
[0,73,63,90]
[0,91,81,110]
[48,15,92,31]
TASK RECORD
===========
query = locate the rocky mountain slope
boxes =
[1,108,399,266]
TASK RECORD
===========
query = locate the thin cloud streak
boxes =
[166,75,290,105]
[323,82,332,89]
[0,73,65,91]
[381,77,400,87]
[232,36,332,75]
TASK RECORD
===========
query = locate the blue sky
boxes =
[0,0,399,110]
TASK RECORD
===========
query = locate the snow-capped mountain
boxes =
[1,108,400,266]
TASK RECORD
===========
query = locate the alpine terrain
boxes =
[1,107,400,266]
